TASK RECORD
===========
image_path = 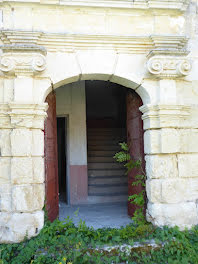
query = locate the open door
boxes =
[44,91,59,222]
[126,89,145,217]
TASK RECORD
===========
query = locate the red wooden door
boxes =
[44,91,59,222]
[126,89,145,217]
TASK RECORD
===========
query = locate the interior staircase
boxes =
[87,127,128,204]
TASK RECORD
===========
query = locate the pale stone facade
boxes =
[0,0,198,243]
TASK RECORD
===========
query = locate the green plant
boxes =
[114,142,146,225]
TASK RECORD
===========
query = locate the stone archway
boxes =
[0,41,196,243]
[44,80,145,222]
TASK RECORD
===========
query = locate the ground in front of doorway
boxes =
[59,202,132,229]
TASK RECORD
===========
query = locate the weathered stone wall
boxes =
[0,0,198,242]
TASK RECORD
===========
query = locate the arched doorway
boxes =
[44,80,144,222]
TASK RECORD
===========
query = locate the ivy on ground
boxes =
[0,218,198,264]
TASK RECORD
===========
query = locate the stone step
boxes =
[88,150,117,157]
[88,184,127,195]
[87,156,116,163]
[88,145,121,151]
[88,162,124,169]
[87,135,125,140]
[88,139,123,146]
[88,169,126,177]
[88,175,127,185]
[87,195,128,204]
[88,185,127,195]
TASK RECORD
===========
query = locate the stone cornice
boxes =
[0,30,189,54]
[59,0,189,11]
[0,103,48,129]
[140,104,191,129]
[0,0,189,11]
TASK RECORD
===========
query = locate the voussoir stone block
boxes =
[11,129,32,156]
[0,211,44,243]
[11,157,33,184]
[0,129,11,156]
[145,154,178,179]
[0,157,11,184]
[12,184,44,212]
[178,154,198,178]
[147,202,198,229]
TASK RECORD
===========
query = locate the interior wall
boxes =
[56,81,88,204]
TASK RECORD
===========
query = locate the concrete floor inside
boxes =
[59,202,132,229]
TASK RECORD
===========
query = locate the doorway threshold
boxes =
[59,201,132,229]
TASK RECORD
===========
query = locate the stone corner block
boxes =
[11,129,32,156]
[11,157,33,185]
[147,202,198,229]
[145,154,178,179]
[12,184,45,212]
[0,184,12,212]
[0,129,11,156]
[32,130,44,156]
[0,157,11,185]
[178,154,198,178]
[0,211,44,243]
[144,129,180,154]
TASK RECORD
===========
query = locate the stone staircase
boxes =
[87,128,128,204]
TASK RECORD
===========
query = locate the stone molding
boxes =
[0,103,48,129]
[147,50,191,78]
[0,45,47,76]
[0,31,189,54]
[140,104,191,130]
[0,0,189,10]
[59,0,189,10]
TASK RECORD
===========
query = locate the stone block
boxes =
[77,50,117,81]
[0,184,11,212]
[33,157,44,183]
[147,178,198,204]
[147,202,198,229]
[14,77,33,102]
[4,79,14,103]
[0,129,11,156]
[12,184,44,212]
[0,157,11,184]
[146,179,161,203]
[46,53,81,87]
[144,129,180,154]
[11,129,32,156]
[32,129,44,156]
[145,154,178,179]
[0,211,44,243]
[161,179,188,203]
[180,129,198,153]
[11,157,33,184]
[178,154,198,178]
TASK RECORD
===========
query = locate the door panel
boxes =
[126,89,145,217]
[44,92,59,222]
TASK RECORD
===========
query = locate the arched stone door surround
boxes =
[0,48,196,243]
